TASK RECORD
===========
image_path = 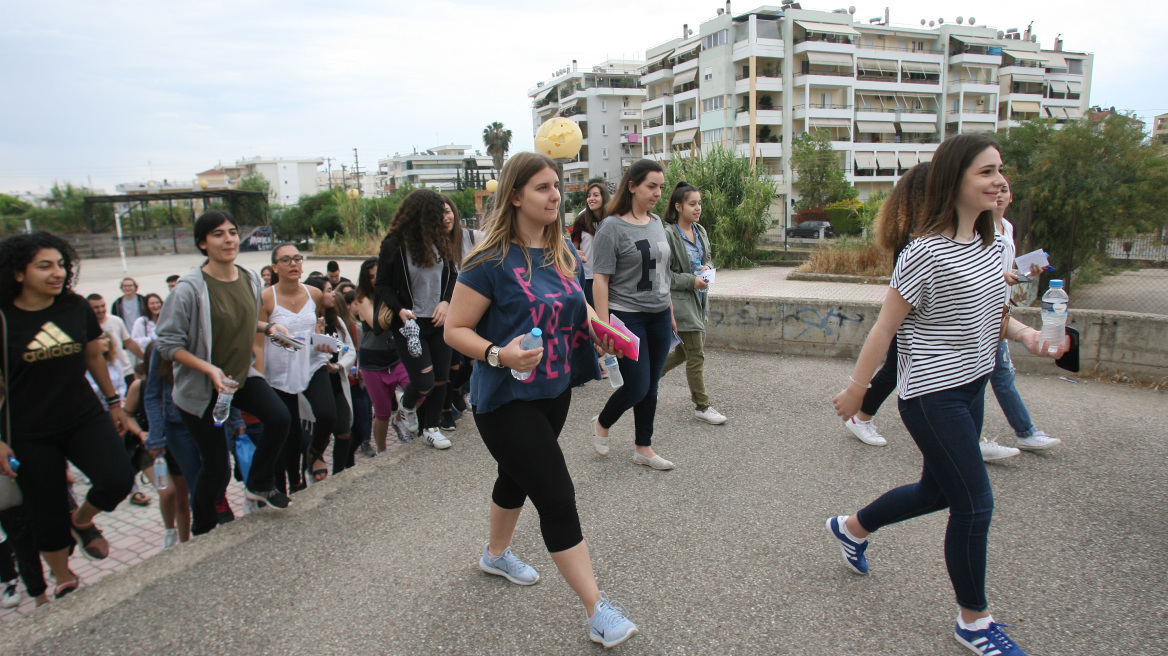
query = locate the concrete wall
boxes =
[704,295,1168,378]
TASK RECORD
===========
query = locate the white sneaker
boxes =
[1016,431,1061,451]
[242,498,259,515]
[399,407,419,435]
[423,428,451,449]
[589,416,609,456]
[980,438,1021,461]
[2,580,20,608]
[844,416,887,446]
[694,407,728,425]
[162,528,178,550]
[632,451,675,470]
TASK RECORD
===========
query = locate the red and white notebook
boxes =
[589,316,640,361]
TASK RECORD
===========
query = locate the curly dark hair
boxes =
[0,231,81,305]
[384,189,456,269]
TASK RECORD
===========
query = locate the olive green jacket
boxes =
[665,222,711,333]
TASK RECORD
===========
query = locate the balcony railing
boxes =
[856,44,944,54]
[794,103,853,110]
[559,106,583,118]
[901,75,941,85]
[793,35,855,45]
[857,73,899,82]
[735,72,781,80]
[853,135,941,144]
[798,66,855,78]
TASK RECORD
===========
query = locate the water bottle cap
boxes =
[530,328,542,338]
[1049,279,1063,288]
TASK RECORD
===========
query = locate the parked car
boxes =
[787,220,835,239]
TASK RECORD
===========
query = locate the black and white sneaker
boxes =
[439,410,457,432]
[244,487,291,510]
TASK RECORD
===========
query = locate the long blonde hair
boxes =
[463,152,577,279]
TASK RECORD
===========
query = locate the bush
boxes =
[793,206,827,225]
[797,238,893,277]
[825,199,863,236]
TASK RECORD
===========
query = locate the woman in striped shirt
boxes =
[828,134,1069,656]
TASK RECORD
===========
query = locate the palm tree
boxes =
[482,122,512,173]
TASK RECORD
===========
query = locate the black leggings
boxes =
[473,389,582,553]
[275,366,338,488]
[180,376,290,536]
[860,340,899,418]
[0,505,47,597]
[329,372,353,475]
[12,414,134,553]
[392,318,452,431]
[445,355,472,410]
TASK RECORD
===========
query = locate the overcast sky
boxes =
[2,0,1164,195]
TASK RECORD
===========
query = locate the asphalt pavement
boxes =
[6,350,1165,655]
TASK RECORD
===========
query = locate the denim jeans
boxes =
[855,376,993,612]
[989,340,1038,438]
[598,308,673,447]
[163,419,202,506]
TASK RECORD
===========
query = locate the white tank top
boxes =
[264,284,329,393]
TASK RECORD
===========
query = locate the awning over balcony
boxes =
[875,152,898,169]
[1012,101,1041,113]
[1004,49,1048,63]
[671,128,697,145]
[806,51,853,67]
[899,121,937,133]
[962,122,997,133]
[1067,80,1082,93]
[644,50,674,70]
[951,35,1002,47]
[673,69,697,86]
[1044,55,1068,70]
[856,93,888,110]
[857,58,896,73]
[643,107,664,121]
[1049,80,1069,93]
[902,61,941,74]
[1010,73,1045,84]
[917,150,934,162]
[1064,106,1082,119]
[795,20,861,37]
[853,151,877,169]
[856,120,896,133]
[809,117,851,128]
[898,151,919,168]
[1047,106,1067,118]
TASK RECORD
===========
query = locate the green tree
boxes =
[483,121,512,173]
[653,146,777,268]
[236,173,273,225]
[791,130,857,212]
[444,189,477,222]
[0,194,32,235]
[995,113,1168,280]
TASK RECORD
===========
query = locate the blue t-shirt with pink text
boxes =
[458,242,601,413]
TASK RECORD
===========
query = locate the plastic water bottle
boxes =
[511,328,543,381]
[211,381,238,427]
[153,455,169,490]
[1040,279,1069,354]
[603,355,623,388]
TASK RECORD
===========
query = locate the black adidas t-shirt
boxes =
[3,294,105,440]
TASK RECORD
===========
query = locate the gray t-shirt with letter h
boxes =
[592,214,672,313]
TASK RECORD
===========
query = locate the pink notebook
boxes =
[589,317,640,361]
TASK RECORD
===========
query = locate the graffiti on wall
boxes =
[784,307,866,342]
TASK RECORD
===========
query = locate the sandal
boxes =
[54,578,79,600]
[129,491,150,506]
[308,448,328,483]
[70,513,109,560]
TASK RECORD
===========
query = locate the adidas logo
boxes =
[23,322,83,362]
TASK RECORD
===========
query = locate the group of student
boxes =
[0,133,1067,654]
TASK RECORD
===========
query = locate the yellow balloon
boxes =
[534,117,584,160]
[485,179,498,193]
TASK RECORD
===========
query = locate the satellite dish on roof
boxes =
[938,17,944,24]
[957,16,963,24]
[997,30,1005,39]
[969,17,976,25]
[929,20,935,27]
[921,19,926,25]
[849,6,856,14]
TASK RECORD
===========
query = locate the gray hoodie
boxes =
[154,265,263,417]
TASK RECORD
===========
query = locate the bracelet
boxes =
[104,393,121,405]
[849,376,872,389]
[1009,325,1032,342]
[107,399,122,409]
[264,322,275,336]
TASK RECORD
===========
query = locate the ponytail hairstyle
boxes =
[874,161,930,253]
[462,151,578,279]
[355,257,377,303]
[663,181,699,225]
[606,159,664,217]
[304,276,340,335]
[915,133,1000,248]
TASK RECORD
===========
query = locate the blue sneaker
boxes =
[954,618,1028,655]
[589,592,638,648]
[478,544,539,585]
[826,515,869,574]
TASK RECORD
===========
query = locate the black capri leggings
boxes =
[473,389,582,553]
[12,414,135,553]
[392,318,451,431]
[275,366,338,480]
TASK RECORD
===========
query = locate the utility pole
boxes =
[340,164,348,190]
[325,157,335,189]
[352,148,363,197]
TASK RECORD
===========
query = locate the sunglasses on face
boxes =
[275,255,305,265]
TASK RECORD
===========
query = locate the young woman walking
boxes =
[374,189,457,450]
[155,211,294,535]
[828,134,1070,656]
[661,181,727,426]
[305,275,357,474]
[353,258,411,452]
[0,231,135,598]
[142,343,194,549]
[569,178,610,306]
[130,293,163,353]
[444,151,638,648]
[440,195,473,431]
[259,244,338,487]
[590,159,676,470]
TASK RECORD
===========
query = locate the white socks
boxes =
[838,516,867,544]
[957,614,994,631]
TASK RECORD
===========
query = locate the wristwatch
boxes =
[486,344,504,368]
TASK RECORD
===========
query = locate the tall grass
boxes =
[312,234,382,257]
[797,239,893,277]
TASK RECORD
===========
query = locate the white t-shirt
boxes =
[580,232,596,279]
[890,233,1007,399]
[996,218,1017,304]
[100,315,135,374]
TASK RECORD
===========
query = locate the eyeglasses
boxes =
[275,255,305,265]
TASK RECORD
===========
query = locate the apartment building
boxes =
[527,60,646,185]
[234,156,325,206]
[376,145,494,195]
[527,4,1092,222]
[1154,112,1168,145]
